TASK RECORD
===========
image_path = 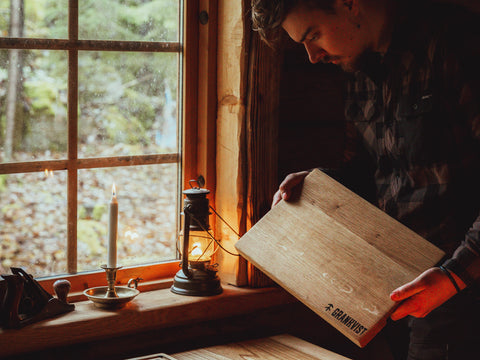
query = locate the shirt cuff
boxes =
[442,254,478,287]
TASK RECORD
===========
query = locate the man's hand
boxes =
[271,171,310,208]
[390,267,466,321]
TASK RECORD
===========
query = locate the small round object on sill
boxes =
[54,279,72,303]
[83,286,140,309]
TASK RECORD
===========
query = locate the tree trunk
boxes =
[4,0,24,161]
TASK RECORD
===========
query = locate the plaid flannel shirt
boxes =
[342,2,480,286]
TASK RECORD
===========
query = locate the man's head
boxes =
[252,0,391,72]
[251,0,336,45]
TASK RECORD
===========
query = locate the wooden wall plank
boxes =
[215,0,249,286]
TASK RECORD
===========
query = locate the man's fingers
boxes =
[390,279,425,302]
[277,171,310,202]
[390,298,421,321]
[389,276,427,321]
[272,171,310,208]
[271,190,283,208]
[279,171,309,193]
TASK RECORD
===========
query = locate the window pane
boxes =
[0,171,68,278]
[0,0,68,39]
[79,0,179,42]
[77,163,178,272]
[0,49,68,163]
[78,51,178,158]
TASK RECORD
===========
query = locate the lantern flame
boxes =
[190,242,203,258]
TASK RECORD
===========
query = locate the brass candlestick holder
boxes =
[83,265,140,309]
[103,265,121,298]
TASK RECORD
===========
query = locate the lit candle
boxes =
[107,183,118,268]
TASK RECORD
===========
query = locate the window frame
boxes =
[0,0,213,294]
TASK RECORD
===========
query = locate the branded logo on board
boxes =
[325,304,368,335]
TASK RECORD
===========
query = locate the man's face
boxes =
[282,0,372,72]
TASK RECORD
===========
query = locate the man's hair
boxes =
[251,0,336,46]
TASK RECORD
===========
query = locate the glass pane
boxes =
[0,0,68,39]
[79,0,179,42]
[78,51,178,158]
[77,163,178,272]
[0,49,68,163]
[0,171,68,278]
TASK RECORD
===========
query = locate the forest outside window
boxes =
[0,0,187,282]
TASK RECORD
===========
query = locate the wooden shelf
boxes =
[0,285,296,358]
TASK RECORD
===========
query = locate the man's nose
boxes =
[304,43,326,64]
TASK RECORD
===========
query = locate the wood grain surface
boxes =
[131,334,351,360]
[235,169,445,347]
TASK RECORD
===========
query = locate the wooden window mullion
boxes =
[67,0,79,273]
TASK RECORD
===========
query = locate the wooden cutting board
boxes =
[235,169,445,347]
[170,334,352,360]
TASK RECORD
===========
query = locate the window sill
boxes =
[0,283,297,358]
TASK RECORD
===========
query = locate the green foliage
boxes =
[104,106,147,144]
[2,0,179,153]
[79,0,178,41]
[78,204,106,221]
[0,0,9,37]
[78,205,87,220]
[92,204,107,221]
[43,0,69,38]
[77,219,106,256]
[0,174,7,193]
[24,79,58,115]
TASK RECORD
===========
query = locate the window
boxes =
[0,0,203,286]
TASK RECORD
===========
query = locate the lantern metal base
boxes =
[171,266,222,296]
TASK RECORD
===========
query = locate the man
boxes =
[252,0,480,359]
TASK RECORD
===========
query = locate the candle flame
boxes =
[44,169,54,178]
[112,183,116,197]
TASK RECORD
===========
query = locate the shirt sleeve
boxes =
[441,23,480,285]
[443,220,480,286]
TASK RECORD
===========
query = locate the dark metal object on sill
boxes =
[171,179,222,297]
[0,267,75,329]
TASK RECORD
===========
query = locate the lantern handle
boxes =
[189,175,206,189]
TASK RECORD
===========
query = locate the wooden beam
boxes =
[76,154,180,169]
[0,154,180,174]
[215,0,249,286]
[197,0,218,229]
[67,0,79,273]
[0,38,181,52]
[182,0,200,191]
